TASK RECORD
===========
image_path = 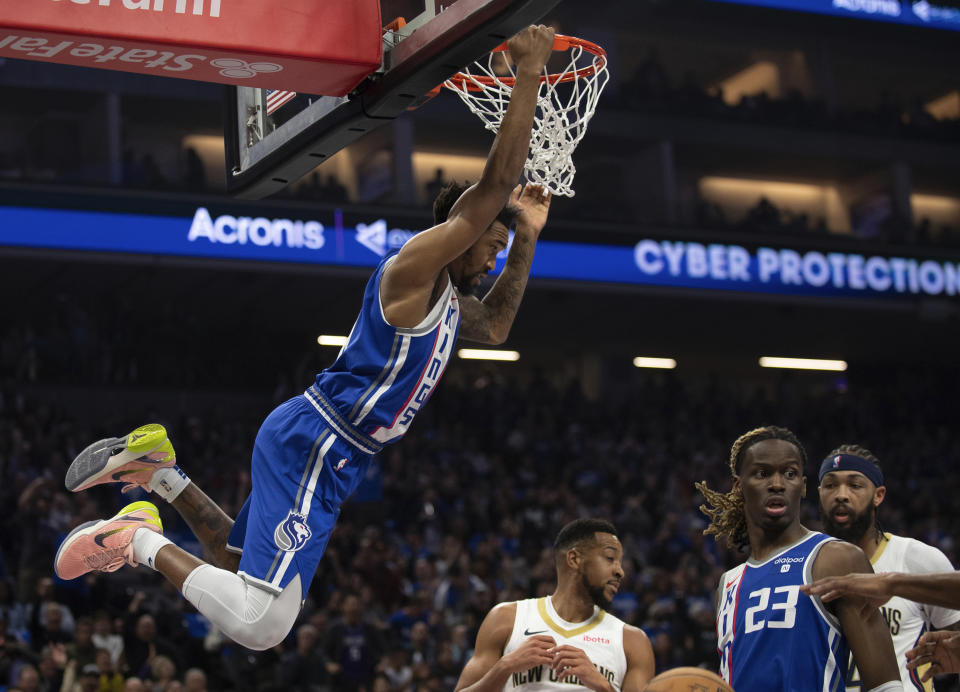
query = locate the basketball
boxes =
[643,667,734,691]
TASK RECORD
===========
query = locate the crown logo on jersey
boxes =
[274,510,311,552]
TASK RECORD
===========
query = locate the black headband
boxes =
[818,453,883,487]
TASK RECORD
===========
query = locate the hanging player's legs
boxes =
[57,402,371,650]
[63,422,238,570]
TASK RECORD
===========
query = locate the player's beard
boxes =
[820,503,875,544]
[582,574,613,610]
[454,249,484,296]
[457,278,480,297]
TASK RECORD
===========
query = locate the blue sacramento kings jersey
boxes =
[310,254,460,448]
[716,531,849,692]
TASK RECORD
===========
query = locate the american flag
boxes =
[265,89,297,115]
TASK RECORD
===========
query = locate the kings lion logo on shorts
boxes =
[274,510,312,552]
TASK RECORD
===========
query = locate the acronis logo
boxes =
[188,207,324,249]
[274,511,312,552]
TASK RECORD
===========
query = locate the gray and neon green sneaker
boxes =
[66,424,176,494]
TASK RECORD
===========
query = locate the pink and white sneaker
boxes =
[54,501,163,580]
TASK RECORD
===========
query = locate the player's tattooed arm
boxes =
[457,235,530,344]
[457,185,550,344]
[172,484,240,572]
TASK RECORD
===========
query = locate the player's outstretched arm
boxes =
[804,570,960,611]
[458,183,551,344]
[812,541,901,690]
[455,603,556,691]
[381,26,554,328]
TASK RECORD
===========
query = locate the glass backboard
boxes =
[226,0,561,199]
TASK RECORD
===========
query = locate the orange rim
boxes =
[445,34,606,91]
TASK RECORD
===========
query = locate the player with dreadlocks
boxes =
[806,444,960,690]
[696,426,902,692]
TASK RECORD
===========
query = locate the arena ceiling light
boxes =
[317,335,348,346]
[457,348,520,362]
[759,357,848,372]
[633,357,677,369]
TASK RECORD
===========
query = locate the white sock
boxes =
[148,465,190,502]
[131,528,172,570]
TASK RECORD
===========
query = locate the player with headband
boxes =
[806,446,960,689]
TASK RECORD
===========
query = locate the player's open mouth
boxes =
[764,498,787,517]
[831,508,851,523]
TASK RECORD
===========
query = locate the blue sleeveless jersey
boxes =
[716,532,849,692]
[309,255,460,451]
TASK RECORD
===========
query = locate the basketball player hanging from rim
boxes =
[53,25,556,651]
[696,426,904,692]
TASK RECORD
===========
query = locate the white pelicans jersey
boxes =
[846,533,960,691]
[502,597,627,690]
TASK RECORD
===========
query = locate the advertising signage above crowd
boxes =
[708,0,960,31]
[2,205,960,301]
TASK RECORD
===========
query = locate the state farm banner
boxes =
[0,0,382,95]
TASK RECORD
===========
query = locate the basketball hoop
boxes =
[443,35,609,198]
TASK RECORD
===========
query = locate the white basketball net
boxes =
[443,39,609,198]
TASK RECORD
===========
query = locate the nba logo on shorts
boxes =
[274,510,312,552]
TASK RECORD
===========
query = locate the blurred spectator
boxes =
[276,623,329,692]
[90,613,123,668]
[182,668,206,692]
[77,663,101,692]
[16,663,42,692]
[94,647,124,692]
[31,604,72,652]
[324,594,382,692]
[378,649,412,691]
[122,614,181,682]
[181,149,206,192]
[323,175,348,203]
[18,483,66,601]
[64,618,96,672]
[407,621,434,668]
[147,655,175,692]
[0,615,36,685]
[424,169,447,203]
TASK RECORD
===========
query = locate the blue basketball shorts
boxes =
[226,395,373,596]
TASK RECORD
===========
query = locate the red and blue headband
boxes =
[818,453,884,487]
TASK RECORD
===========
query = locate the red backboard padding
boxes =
[0,0,382,96]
